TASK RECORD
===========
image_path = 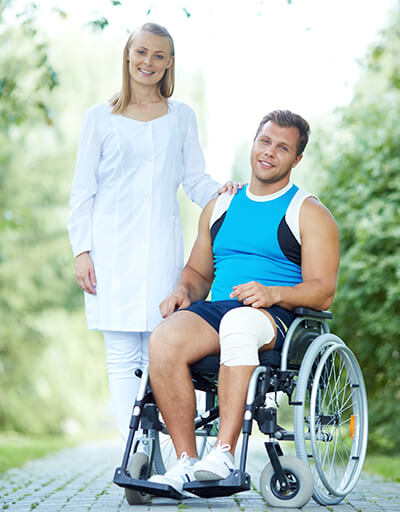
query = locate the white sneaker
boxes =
[194,442,235,481]
[149,452,196,495]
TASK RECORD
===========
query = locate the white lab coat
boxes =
[68,100,220,331]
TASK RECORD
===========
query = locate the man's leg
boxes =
[194,307,277,481]
[216,308,277,452]
[216,365,257,452]
[149,310,220,459]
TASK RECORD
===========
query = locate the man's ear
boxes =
[292,154,303,168]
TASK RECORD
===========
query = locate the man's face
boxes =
[250,121,303,186]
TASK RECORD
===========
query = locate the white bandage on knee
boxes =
[219,307,275,366]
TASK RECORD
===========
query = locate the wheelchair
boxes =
[113,307,368,508]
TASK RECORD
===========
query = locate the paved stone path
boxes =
[1,439,399,511]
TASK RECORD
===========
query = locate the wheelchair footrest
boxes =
[113,467,183,500]
[183,471,251,498]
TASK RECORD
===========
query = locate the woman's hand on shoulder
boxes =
[218,181,245,195]
[75,252,97,295]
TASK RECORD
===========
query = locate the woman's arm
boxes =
[68,108,101,294]
[68,108,100,257]
[180,106,221,207]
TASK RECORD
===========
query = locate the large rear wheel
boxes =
[294,334,368,505]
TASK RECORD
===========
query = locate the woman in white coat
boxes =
[68,23,234,441]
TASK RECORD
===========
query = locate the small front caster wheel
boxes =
[125,452,151,505]
[259,456,313,508]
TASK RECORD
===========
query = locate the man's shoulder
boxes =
[300,193,330,216]
[285,186,334,243]
[291,185,318,203]
[209,191,236,229]
[290,186,326,218]
[300,194,337,233]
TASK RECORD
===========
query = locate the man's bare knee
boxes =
[149,323,168,355]
[150,310,219,371]
[149,321,180,367]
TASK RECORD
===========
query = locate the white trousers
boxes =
[103,331,150,443]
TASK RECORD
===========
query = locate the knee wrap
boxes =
[219,307,275,366]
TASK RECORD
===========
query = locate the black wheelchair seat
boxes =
[190,350,281,375]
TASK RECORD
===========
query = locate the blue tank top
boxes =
[210,184,309,301]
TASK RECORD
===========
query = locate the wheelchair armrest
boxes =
[293,307,333,320]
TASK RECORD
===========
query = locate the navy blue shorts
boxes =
[180,300,295,351]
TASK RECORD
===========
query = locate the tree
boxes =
[0,2,109,434]
[309,1,400,452]
[0,0,62,432]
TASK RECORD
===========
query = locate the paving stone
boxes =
[0,439,399,511]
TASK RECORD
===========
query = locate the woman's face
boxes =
[128,31,173,89]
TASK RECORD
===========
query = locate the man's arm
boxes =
[230,197,340,311]
[159,199,216,317]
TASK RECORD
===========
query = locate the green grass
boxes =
[0,432,78,473]
[364,454,400,482]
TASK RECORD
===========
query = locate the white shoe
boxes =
[149,452,196,495]
[194,442,235,481]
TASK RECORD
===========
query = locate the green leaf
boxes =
[88,17,109,31]
[51,7,67,19]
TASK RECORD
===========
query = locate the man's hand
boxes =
[160,289,191,318]
[75,251,96,295]
[230,281,278,308]
[218,181,244,195]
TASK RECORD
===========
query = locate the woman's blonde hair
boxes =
[111,23,175,114]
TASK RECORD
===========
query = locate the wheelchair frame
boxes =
[113,307,368,508]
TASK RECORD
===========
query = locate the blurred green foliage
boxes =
[0,2,113,436]
[364,454,400,482]
[308,2,400,453]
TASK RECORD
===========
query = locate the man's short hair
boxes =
[254,110,310,156]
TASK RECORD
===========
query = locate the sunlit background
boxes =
[27,0,393,180]
[1,0,399,455]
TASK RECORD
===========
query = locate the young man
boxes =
[147,110,340,495]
